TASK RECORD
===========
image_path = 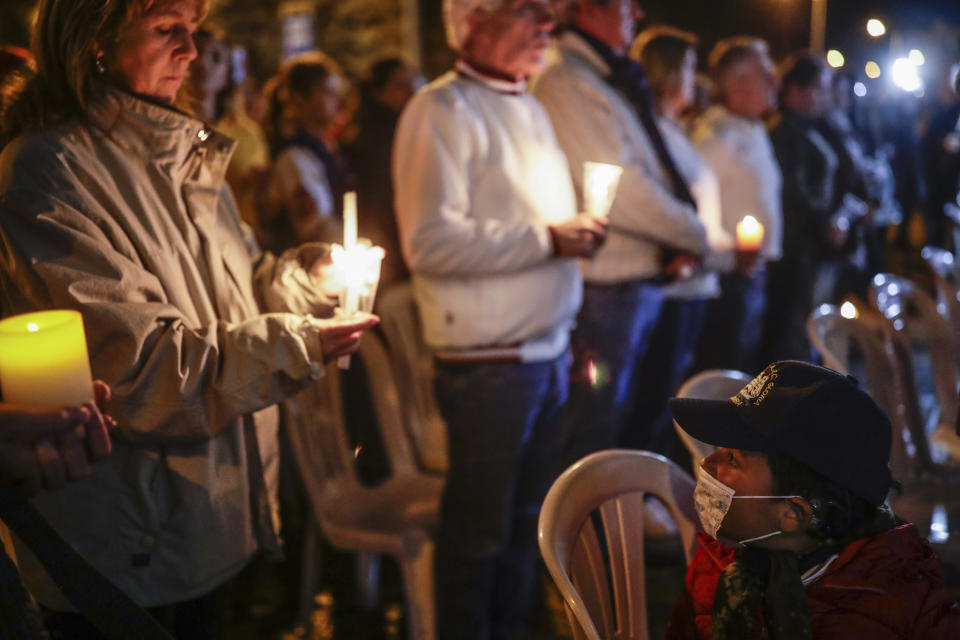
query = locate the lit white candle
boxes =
[343,191,357,251]
[583,162,624,218]
[0,310,93,408]
[329,239,386,369]
[736,215,765,252]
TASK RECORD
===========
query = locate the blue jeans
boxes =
[433,353,569,640]
[559,281,664,468]
[625,298,708,455]
[695,270,767,374]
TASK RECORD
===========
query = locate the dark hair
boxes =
[766,451,888,544]
[367,56,408,96]
[284,51,342,99]
[778,50,829,93]
[630,26,698,106]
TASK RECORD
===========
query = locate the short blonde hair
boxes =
[3,0,208,141]
[630,26,698,105]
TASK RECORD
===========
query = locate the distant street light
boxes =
[866,18,887,37]
[908,49,926,66]
[853,82,868,97]
[827,49,845,68]
[865,61,881,79]
[892,58,922,92]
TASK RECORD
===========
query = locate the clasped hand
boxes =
[0,381,116,496]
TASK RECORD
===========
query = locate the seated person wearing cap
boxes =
[666,360,960,640]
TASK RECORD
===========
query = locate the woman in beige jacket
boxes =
[0,0,377,636]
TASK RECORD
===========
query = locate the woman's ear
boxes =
[778,497,814,533]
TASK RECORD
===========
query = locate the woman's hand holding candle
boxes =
[549,213,609,258]
[308,311,380,363]
[0,380,116,496]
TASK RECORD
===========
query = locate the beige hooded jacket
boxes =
[0,90,330,608]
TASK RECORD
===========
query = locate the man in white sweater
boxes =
[532,0,707,462]
[392,1,606,637]
[692,38,783,373]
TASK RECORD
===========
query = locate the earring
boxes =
[95,50,106,74]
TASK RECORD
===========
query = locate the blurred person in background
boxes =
[0,0,377,637]
[343,55,423,292]
[264,52,351,252]
[190,27,271,236]
[923,63,960,251]
[394,0,607,636]
[692,37,782,374]
[533,0,707,468]
[626,26,727,460]
[820,71,901,285]
[764,52,860,362]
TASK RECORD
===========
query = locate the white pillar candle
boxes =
[0,310,93,408]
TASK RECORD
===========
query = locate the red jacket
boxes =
[664,524,960,640]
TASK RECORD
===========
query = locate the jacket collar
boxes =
[86,86,235,184]
[556,29,613,76]
[455,59,527,95]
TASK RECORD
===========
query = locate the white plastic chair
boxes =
[538,450,700,640]
[807,302,935,480]
[672,369,752,476]
[922,246,960,369]
[869,274,960,462]
[376,283,449,474]
[283,331,444,640]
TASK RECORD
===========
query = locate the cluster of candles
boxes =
[0,173,763,402]
[0,192,387,404]
[584,161,766,253]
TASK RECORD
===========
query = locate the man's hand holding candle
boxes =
[549,213,609,258]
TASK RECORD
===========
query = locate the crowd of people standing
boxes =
[1,0,959,639]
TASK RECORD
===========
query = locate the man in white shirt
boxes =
[393,1,606,637]
[532,0,707,463]
[692,37,783,373]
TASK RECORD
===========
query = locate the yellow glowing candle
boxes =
[343,191,357,251]
[583,162,623,218]
[736,215,765,252]
[0,310,93,408]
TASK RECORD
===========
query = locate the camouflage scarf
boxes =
[710,547,813,640]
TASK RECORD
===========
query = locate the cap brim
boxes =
[669,397,773,451]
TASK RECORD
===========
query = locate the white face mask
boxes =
[694,468,801,546]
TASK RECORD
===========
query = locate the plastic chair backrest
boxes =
[283,332,424,513]
[673,369,752,475]
[922,246,960,369]
[376,284,449,473]
[807,303,932,479]
[869,273,960,435]
[538,450,699,640]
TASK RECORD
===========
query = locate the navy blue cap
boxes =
[669,361,894,506]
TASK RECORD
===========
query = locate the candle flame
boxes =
[27,323,39,332]
[740,215,760,234]
[840,301,858,320]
